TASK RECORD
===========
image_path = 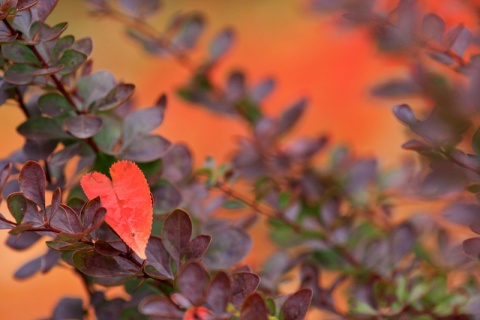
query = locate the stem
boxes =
[14,87,29,117]
[98,9,195,72]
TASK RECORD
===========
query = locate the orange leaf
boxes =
[80,160,152,259]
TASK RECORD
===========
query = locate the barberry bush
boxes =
[2,0,480,319]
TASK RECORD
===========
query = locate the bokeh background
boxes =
[0,1,477,318]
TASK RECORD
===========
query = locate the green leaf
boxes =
[56,49,87,75]
[351,301,378,315]
[38,93,75,116]
[17,116,71,141]
[7,193,28,224]
[51,35,75,62]
[1,42,40,65]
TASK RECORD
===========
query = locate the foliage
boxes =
[2,0,480,319]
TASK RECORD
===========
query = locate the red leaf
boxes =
[80,160,152,259]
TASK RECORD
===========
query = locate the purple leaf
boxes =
[210,28,234,61]
[119,0,161,17]
[205,271,231,314]
[152,182,182,214]
[421,13,445,43]
[52,297,83,320]
[280,289,313,320]
[94,240,123,256]
[185,235,211,261]
[64,115,103,139]
[392,104,416,126]
[139,296,183,318]
[4,64,37,85]
[250,78,275,103]
[447,25,472,57]
[443,201,480,227]
[278,98,307,135]
[463,237,480,259]
[145,236,173,279]
[123,103,166,144]
[162,209,192,262]
[18,161,45,211]
[6,231,42,250]
[162,144,193,183]
[14,255,43,279]
[73,249,139,277]
[50,142,83,167]
[121,134,171,162]
[79,197,102,230]
[96,83,135,111]
[239,293,268,320]
[36,0,58,21]
[231,272,260,307]
[204,226,252,269]
[176,262,209,305]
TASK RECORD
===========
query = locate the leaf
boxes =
[121,134,171,163]
[4,64,37,85]
[18,161,46,211]
[17,116,71,141]
[250,78,275,103]
[122,102,167,145]
[205,271,231,314]
[139,296,183,318]
[50,142,83,167]
[38,93,75,117]
[162,143,193,183]
[81,160,153,259]
[71,37,93,56]
[6,231,42,250]
[176,262,209,305]
[7,192,28,224]
[421,13,445,43]
[96,83,135,111]
[209,28,234,61]
[184,235,211,261]
[120,0,161,17]
[392,104,416,126]
[30,65,64,76]
[0,213,13,229]
[50,35,75,62]
[449,26,472,57]
[50,205,83,233]
[162,209,192,262]
[278,98,307,135]
[1,42,40,65]
[94,240,123,256]
[56,49,87,75]
[231,272,260,307]
[443,201,480,227]
[34,21,68,42]
[77,71,116,109]
[463,237,480,259]
[239,293,268,320]
[145,236,173,279]
[14,255,42,279]
[204,226,252,269]
[171,13,205,51]
[280,289,313,320]
[73,249,139,277]
[64,115,103,139]
[151,181,182,214]
[52,297,83,320]
[36,0,58,21]
[17,0,39,11]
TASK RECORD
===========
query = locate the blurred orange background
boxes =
[0,1,477,319]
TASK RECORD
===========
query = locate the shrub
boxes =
[1,0,480,319]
